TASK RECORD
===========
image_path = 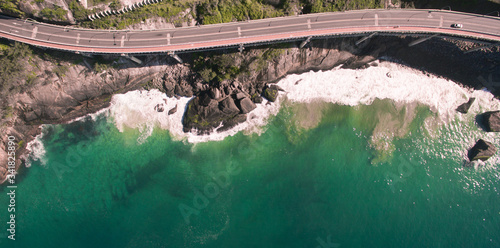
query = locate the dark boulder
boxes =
[252,95,263,104]
[210,88,221,100]
[163,80,175,97]
[468,139,497,161]
[168,104,177,115]
[199,92,213,106]
[238,97,256,114]
[456,98,475,114]
[154,103,164,112]
[235,92,246,100]
[482,111,500,132]
[183,94,242,134]
[219,97,240,116]
[263,87,278,102]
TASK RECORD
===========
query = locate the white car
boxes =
[451,23,463,28]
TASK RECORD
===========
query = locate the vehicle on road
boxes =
[451,23,463,28]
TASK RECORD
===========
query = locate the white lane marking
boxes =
[31,26,38,38]
[167,33,171,45]
[12,22,19,26]
[238,27,241,37]
[375,14,378,26]
[307,19,311,30]
[76,33,80,44]
[439,16,443,27]
[120,35,125,47]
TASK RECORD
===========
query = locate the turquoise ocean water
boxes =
[1,62,500,247]
[1,98,499,248]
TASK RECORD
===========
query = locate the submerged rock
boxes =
[456,98,475,114]
[219,97,240,116]
[482,111,500,132]
[468,139,497,161]
[168,104,177,115]
[263,87,278,102]
[154,103,164,112]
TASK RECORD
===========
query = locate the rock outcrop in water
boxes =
[263,87,279,102]
[456,98,475,114]
[468,139,497,161]
[182,90,250,134]
[481,111,500,132]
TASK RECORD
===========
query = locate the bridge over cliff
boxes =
[0,9,499,56]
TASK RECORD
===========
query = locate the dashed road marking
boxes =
[375,14,379,26]
[76,33,80,44]
[439,16,443,27]
[307,19,311,30]
[120,35,125,47]
[167,33,171,45]
[238,27,241,37]
[31,26,38,38]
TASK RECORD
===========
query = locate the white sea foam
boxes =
[108,89,281,144]
[69,106,111,123]
[107,61,500,144]
[277,61,474,121]
[25,128,47,167]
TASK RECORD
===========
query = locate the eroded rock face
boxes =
[482,111,500,132]
[238,97,256,114]
[468,139,497,161]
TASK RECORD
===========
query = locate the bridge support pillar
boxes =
[122,54,142,64]
[408,34,439,47]
[168,52,183,64]
[299,36,312,48]
[238,44,244,53]
[355,32,377,46]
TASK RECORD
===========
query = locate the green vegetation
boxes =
[109,0,122,10]
[53,64,69,77]
[69,0,92,20]
[196,0,284,24]
[192,43,291,84]
[40,5,68,21]
[0,42,33,94]
[193,53,243,83]
[75,0,388,29]
[94,62,110,73]
[0,0,24,17]
[84,0,191,29]
[304,0,383,13]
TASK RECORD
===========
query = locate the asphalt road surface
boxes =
[0,9,499,54]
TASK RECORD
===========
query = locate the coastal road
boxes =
[0,9,500,54]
